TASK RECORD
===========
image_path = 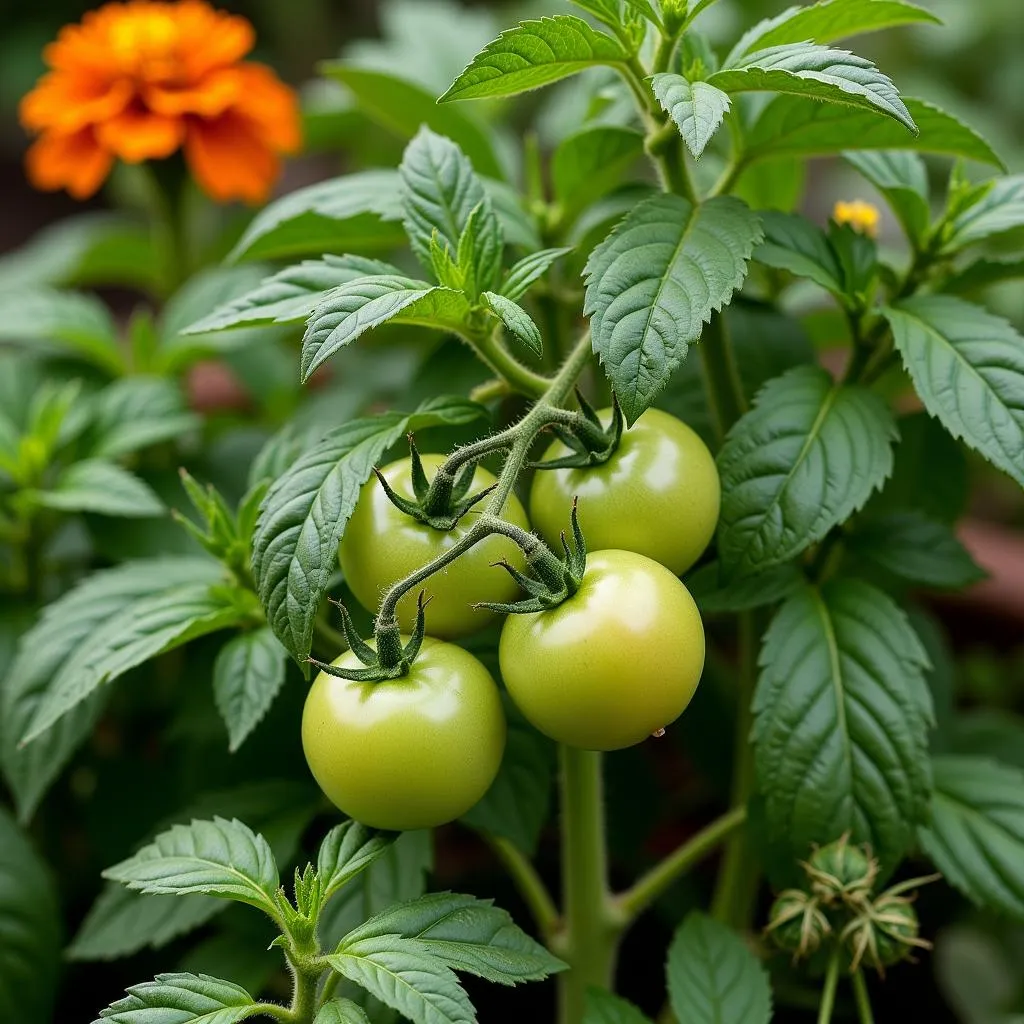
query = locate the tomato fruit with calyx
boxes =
[498,549,705,750]
[339,454,531,639]
[530,407,720,576]
[302,637,506,830]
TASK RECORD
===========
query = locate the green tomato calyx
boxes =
[840,878,938,974]
[530,393,624,471]
[307,593,429,681]
[765,889,831,961]
[480,498,587,614]
[374,435,497,530]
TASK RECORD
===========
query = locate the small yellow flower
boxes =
[833,199,881,238]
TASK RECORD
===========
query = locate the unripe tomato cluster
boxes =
[302,408,720,830]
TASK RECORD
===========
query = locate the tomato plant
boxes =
[3,1,1024,1023]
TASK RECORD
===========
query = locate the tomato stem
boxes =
[486,835,560,941]
[817,948,843,1024]
[852,969,875,1024]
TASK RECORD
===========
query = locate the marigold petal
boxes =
[176,2,256,77]
[25,128,113,199]
[20,72,132,134]
[231,63,302,153]
[143,66,242,117]
[95,107,185,162]
[185,112,279,204]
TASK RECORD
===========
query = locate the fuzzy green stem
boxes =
[698,312,747,444]
[852,970,875,1024]
[817,949,843,1024]
[252,1004,294,1023]
[472,327,552,398]
[554,746,621,1024]
[616,806,747,921]
[286,956,321,1024]
[486,835,560,941]
[655,135,699,205]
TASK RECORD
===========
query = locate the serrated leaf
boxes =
[318,822,397,903]
[322,63,503,179]
[315,1000,373,1024]
[652,76,731,159]
[0,807,60,1024]
[667,912,772,1024]
[87,377,199,458]
[919,756,1024,919]
[229,171,405,262]
[845,149,931,244]
[302,278,473,381]
[251,397,484,665]
[754,211,845,294]
[712,42,915,132]
[185,256,403,333]
[344,892,565,984]
[32,459,164,518]
[551,126,645,222]
[585,193,762,425]
[0,287,123,374]
[883,296,1024,488]
[744,96,1000,168]
[441,16,629,101]
[327,935,475,1024]
[686,560,803,614]
[717,366,897,577]
[1,557,224,820]
[23,580,240,743]
[847,511,986,588]
[583,990,654,1024]
[92,973,260,1024]
[943,175,1024,252]
[500,248,572,303]
[482,292,542,355]
[104,817,279,917]
[729,0,940,62]
[212,628,287,752]
[944,255,1024,294]
[753,578,933,871]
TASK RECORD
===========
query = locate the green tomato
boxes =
[498,549,705,750]
[302,637,506,830]
[530,407,720,576]
[339,454,531,639]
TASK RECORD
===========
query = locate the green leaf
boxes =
[184,256,403,333]
[733,156,806,213]
[729,0,940,62]
[944,255,1024,295]
[460,701,553,855]
[666,911,772,1024]
[500,248,572,303]
[22,577,239,743]
[315,1000,372,1024]
[0,807,61,1024]
[712,42,915,132]
[754,211,844,295]
[744,97,1001,167]
[583,990,654,1024]
[942,175,1024,252]
[717,366,897,577]
[652,76,732,159]
[322,64,503,179]
[686,560,803,614]
[585,193,763,425]
[251,398,484,665]
[847,511,985,589]
[212,628,287,753]
[0,557,223,820]
[104,817,280,917]
[318,821,397,903]
[883,296,1024,488]
[86,377,199,458]
[399,127,503,285]
[440,16,629,101]
[482,292,542,356]
[845,150,931,245]
[93,973,261,1024]
[753,579,933,871]
[229,171,405,262]
[32,459,164,518]
[327,935,475,1024]
[551,126,645,222]
[0,287,123,374]
[302,279,473,381]
[343,892,566,984]
[919,756,1024,919]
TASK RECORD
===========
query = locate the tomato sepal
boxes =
[528,392,624,471]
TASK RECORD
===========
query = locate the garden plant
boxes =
[3,1,1024,1023]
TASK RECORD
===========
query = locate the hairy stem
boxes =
[486,835,560,941]
[472,325,552,398]
[817,949,843,1024]
[852,970,875,1024]
[698,312,747,443]
[285,955,321,1024]
[616,806,747,921]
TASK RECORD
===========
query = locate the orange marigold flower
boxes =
[19,0,301,204]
